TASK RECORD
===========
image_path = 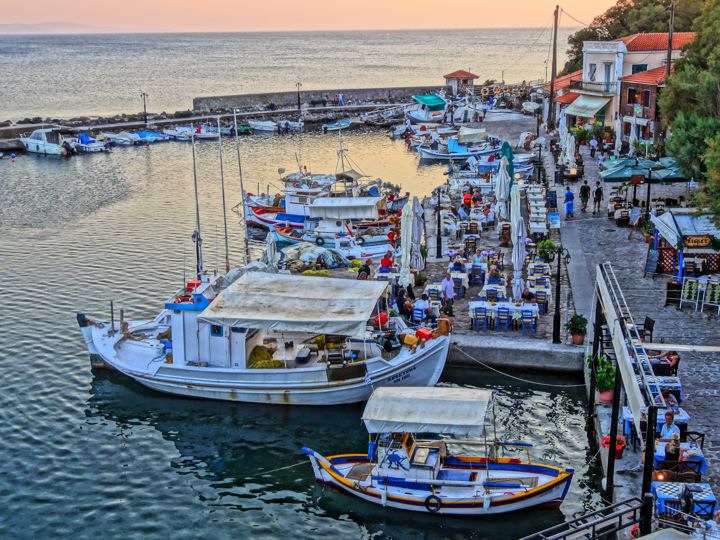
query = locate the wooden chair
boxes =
[486,289,499,302]
[686,431,705,450]
[496,307,511,331]
[428,288,441,302]
[473,307,489,332]
[535,290,549,314]
[464,238,477,254]
[468,222,479,235]
[520,311,537,336]
[640,317,655,342]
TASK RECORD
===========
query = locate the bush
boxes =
[537,239,556,262]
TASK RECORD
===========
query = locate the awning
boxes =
[651,212,681,248]
[554,92,580,105]
[457,127,488,144]
[362,387,494,436]
[309,197,380,220]
[565,95,611,118]
[412,94,446,111]
[335,169,365,181]
[199,272,387,336]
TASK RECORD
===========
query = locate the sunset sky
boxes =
[3,0,616,32]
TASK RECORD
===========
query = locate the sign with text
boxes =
[631,174,645,185]
[684,235,712,248]
[548,213,561,229]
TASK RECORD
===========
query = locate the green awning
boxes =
[412,94,446,111]
[565,95,611,118]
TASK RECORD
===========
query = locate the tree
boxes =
[560,0,703,75]
[665,112,720,180]
[696,133,720,219]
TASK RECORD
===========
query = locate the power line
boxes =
[561,7,591,27]
[502,23,553,76]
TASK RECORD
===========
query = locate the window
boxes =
[588,63,597,81]
[632,64,648,74]
[627,87,637,105]
[643,90,651,108]
[210,325,223,337]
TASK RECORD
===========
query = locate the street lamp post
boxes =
[435,188,442,259]
[552,244,571,344]
[140,91,148,125]
[296,81,302,112]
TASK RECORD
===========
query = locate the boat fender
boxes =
[481,87,489,97]
[315,236,325,246]
[424,495,442,513]
[508,458,521,464]
[356,237,365,245]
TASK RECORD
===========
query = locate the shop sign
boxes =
[684,235,712,248]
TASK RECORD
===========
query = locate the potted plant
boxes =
[565,314,587,345]
[414,273,428,288]
[601,434,626,459]
[595,354,616,405]
[537,239,556,263]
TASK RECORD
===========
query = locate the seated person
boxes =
[473,249,484,265]
[659,411,681,441]
[451,258,464,272]
[379,251,394,272]
[650,350,681,375]
[662,432,684,467]
[413,294,437,323]
[395,288,407,316]
[357,259,373,280]
[457,205,468,219]
[661,389,680,411]
[521,288,536,302]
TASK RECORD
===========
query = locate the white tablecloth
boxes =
[468,300,540,320]
[528,262,551,276]
[450,272,469,289]
[479,283,508,298]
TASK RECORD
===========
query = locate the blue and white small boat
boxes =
[418,137,496,161]
[72,133,109,153]
[322,119,352,133]
[303,387,574,516]
[130,130,170,144]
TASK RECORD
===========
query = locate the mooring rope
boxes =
[454,345,587,388]
[244,461,307,479]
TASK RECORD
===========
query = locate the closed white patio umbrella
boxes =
[511,217,527,301]
[614,115,623,156]
[510,185,521,243]
[410,196,425,271]
[398,200,414,287]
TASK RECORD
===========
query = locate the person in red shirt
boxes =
[379,251,394,272]
[387,229,396,248]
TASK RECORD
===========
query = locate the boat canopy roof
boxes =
[309,197,381,220]
[362,387,494,437]
[412,94,446,111]
[199,272,387,336]
[336,169,365,181]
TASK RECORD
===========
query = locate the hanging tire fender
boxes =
[425,494,442,513]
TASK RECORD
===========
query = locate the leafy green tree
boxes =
[561,0,702,75]
[696,133,720,218]
[665,112,720,180]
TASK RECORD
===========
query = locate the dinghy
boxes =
[303,387,574,515]
[248,119,278,133]
[322,119,352,133]
[77,273,449,405]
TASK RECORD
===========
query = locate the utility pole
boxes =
[140,91,149,125]
[548,4,560,130]
[665,1,675,84]
[296,81,302,112]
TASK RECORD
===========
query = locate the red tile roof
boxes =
[554,92,580,104]
[444,69,479,80]
[616,32,695,52]
[620,65,672,86]
[543,69,582,92]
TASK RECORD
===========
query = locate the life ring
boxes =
[315,236,325,246]
[425,495,442,513]
[481,87,489,97]
[356,237,366,245]
[493,85,501,95]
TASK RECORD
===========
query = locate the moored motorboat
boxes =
[77,273,449,405]
[71,133,109,153]
[248,119,278,133]
[20,128,76,156]
[322,119,352,133]
[101,132,133,146]
[303,387,574,515]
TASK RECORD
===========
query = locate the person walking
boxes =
[564,186,574,220]
[579,180,591,213]
[589,136,598,159]
[592,181,604,215]
[440,273,455,316]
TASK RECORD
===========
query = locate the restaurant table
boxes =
[528,285,551,296]
[529,222,548,235]
[450,272,470,290]
[374,271,400,282]
[447,261,488,273]
[478,283,508,298]
[468,300,539,321]
[634,374,684,402]
[528,262,552,276]
[653,442,707,474]
[622,406,691,437]
[652,482,717,518]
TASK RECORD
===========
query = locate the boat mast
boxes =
[217,116,230,273]
[191,135,204,279]
[548,4,559,130]
[233,109,251,265]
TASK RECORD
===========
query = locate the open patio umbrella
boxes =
[495,157,511,221]
[614,115,623,156]
[511,217,527,301]
[410,196,425,271]
[399,201,414,287]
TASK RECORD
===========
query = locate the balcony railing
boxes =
[569,79,616,94]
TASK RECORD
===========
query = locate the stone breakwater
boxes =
[192,85,448,113]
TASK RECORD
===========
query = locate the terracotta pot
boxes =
[597,389,614,406]
[571,333,585,345]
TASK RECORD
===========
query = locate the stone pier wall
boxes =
[193,85,449,112]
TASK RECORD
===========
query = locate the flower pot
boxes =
[571,333,585,345]
[597,389,614,406]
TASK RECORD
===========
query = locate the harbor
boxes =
[3,3,720,538]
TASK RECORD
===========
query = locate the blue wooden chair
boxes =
[488,276,501,285]
[470,266,484,287]
[428,288,441,302]
[535,277,549,288]
[521,310,537,336]
[473,307,489,332]
[497,297,509,303]
[452,277,465,298]
[496,307,511,331]
[486,288,499,302]
[411,308,425,324]
[535,290,548,314]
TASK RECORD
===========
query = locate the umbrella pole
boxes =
[644,170,652,222]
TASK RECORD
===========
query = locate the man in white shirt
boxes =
[440,273,456,316]
[659,411,681,440]
[589,136,599,158]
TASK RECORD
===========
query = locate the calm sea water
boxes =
[0,129,602,538]
[0,28,574,119]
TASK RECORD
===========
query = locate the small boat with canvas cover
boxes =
[77,273,449,405]
[71,133,109,153]
[303,387,574,515]
[418,137,498,161]
[248,119,278,132]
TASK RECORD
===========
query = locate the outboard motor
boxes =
[62,140,77,155]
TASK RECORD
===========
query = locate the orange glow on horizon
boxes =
[2,0,616,33]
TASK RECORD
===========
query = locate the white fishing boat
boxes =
[20,128,76,156]
[276,119,304,132]
[77,272,449,405]
[406,94,448,124]
[418,138,497,161]
[248,119,278,133]
[303,387,574,515]
[163,126,194,141]
[71,133,109,153]
[101,132,133,146]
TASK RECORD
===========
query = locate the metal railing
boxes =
[520,498,645,540]
[569,80,616,94]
